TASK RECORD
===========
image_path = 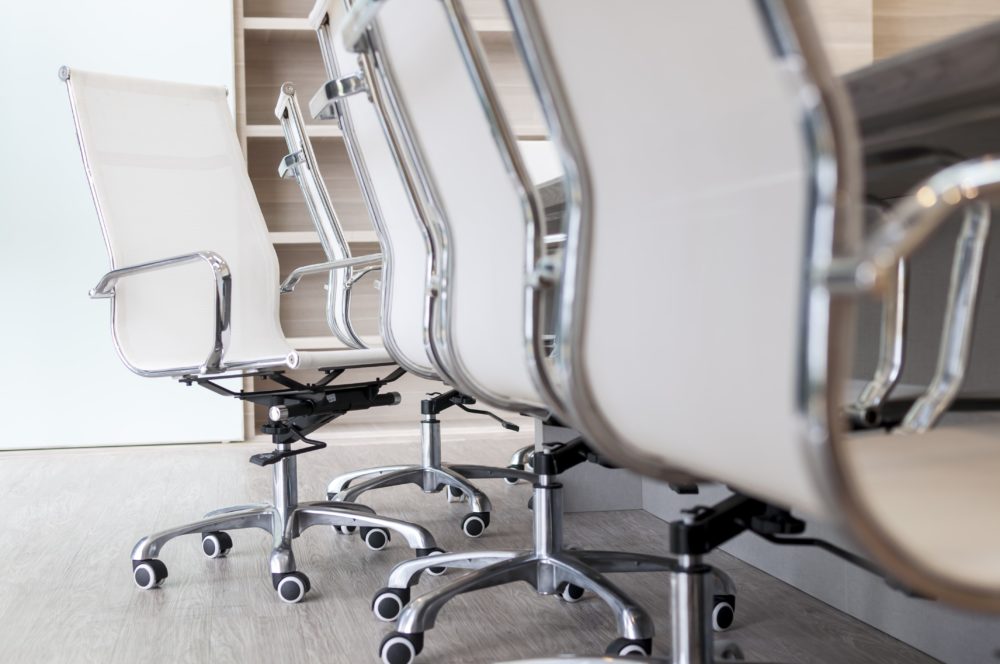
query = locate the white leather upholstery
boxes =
[324,0,439,378]
[375,0,546,408]
[67,69,391,374]
[529,1,822,513]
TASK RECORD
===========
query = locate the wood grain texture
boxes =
[0,438,943,664]
[247,135,370,233]
[874,0,1000,59]
[811,0,874,73]
[275,242,382,339]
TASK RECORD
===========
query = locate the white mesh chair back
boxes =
[65,69,293,375]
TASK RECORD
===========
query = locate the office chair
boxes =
[486,0,1000,661]
[61,67,443,604]
[224,0,549,542]
[321,2,739,661]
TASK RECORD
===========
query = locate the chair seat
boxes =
[845,410,1000,589]
[288,346,394,370]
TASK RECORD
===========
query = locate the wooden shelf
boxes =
[246,123,342,138]
[269,230,378,244]
[244,16,310,31]
[243,15,511,34]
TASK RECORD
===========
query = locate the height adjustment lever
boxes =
[451,399,520,432]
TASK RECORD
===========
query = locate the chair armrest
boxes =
[280,253,383,293]
[826,157,1000,293]
[309,72,369,121]
[89,251,232,374]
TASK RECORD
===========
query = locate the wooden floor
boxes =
[0,427,941,664]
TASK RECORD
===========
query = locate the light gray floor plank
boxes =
[0,428,941,663]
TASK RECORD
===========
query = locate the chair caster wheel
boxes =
[200,531,233,559]
[503,464,523,485]
[446,486,466,503]
[372,586,410,622]
[461,512,490,538]
[558,582,586,603]
[713,594,736,631]
[606,637,652,657]
[716,641,745,661]
[361,527,391,551]
[334,525,358,535]
[273,571,310,604]
[132,559,168,590]
[419,547,448,576]
[380,631,423,664]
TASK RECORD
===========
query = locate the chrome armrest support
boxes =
[825,157,1000,293]
[346,263,382,289]
[280,253,383,293]
[310,72,369,121]
[89,251,232,373]
[340,0,389,53]
[848,259,907,424]
[278,150,306,180]
[825,157,1000,433]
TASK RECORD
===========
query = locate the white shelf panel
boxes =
[269,230,379,244]
[472,18,513,33]
[244,17,311,31]
[246,124,342,138]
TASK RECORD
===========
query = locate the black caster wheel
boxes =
[361,526,391,551]
[717,641,746,661]
[372,586,410,622]
[461,512,490,538]
[446,486,466,503]
[503,464,523,485]
[132,559,168,590]
[606,637,652,657]
[419,547,448,576]
[200,531,233,559]
[273,571,311,604]
[380,631,423,664]
[713,594,736,631]
[557,582,586,603]
[334,525,358,535]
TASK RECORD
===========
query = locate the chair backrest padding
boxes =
[527,0,824,513]
[66,70,291,373]
[374,0,544,409]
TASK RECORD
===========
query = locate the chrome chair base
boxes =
[130,441,439,604]
[327,403,536,538]
[373,449,737,664]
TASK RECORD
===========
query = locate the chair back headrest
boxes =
[64,68,291,374]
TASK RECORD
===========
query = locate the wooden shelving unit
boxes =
[233,0,542,436]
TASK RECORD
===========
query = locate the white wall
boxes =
[0,1,245,447]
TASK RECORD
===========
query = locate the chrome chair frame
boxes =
[332,1,735,660]
[274,18,536,538]
[849,194,992,433]
[275,81,380,350]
